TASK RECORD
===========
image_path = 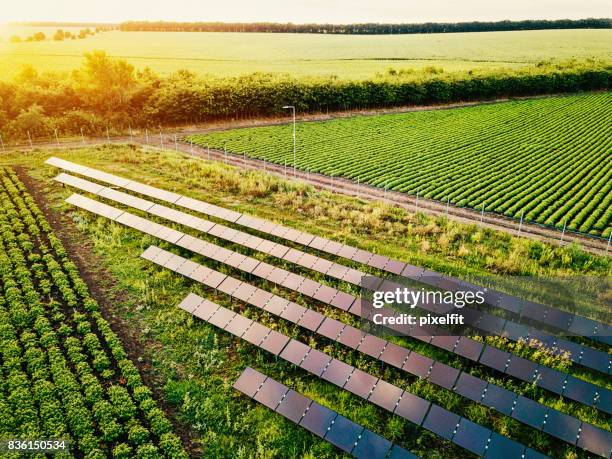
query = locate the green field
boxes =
[0,146,609,458]
[1,28,611,79]
[188,92,612,238]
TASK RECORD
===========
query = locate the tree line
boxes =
[0,52,609,143]
[119,18,611,34]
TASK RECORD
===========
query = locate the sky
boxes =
[3,0,611,23]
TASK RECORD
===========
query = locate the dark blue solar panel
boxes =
[454,337,484,361]
[388,445,419,459]
[511,396,547,429]
[481,384,516,416]
[542,409,580,445]
[428,362,459,390]
[394,392,430,426]
[453,418,491,456]
[454,372,487,402]
[576,423,612,458]
[324,415,363,453]
[479,346,509,372]
[485,432,525,459]
[352,429,392,458]
[422,405,460,440]
[276,389,311,424]
[299,402,337,437]
[563,377,597,407]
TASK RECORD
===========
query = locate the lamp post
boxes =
[282,105,296,176]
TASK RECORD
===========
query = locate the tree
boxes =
[53,30,65,41]
[32,32,46,42]
[9,36,21,43]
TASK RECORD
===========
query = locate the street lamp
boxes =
[283,105,296,176]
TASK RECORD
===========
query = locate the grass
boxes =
[2,145,610,458]
[1,28,611,79]
[188,92,612,238]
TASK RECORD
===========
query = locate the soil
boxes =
[15,166,202,457]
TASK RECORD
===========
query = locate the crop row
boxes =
[0,168,188,458]
[188,92,611,237]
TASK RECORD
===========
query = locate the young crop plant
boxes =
[0,167,188,458]
[188,92,612,238]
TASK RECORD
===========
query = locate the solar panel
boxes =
[325,414,364,453]
[453,372,487,402]
[357,335,386,359]
[402,353,433,378]
[259,330,290,355]
[542,409,580,445]
[253,377,289,410]
[479,346,510,373]
[209,307,236,329]
[428,362,460,390]
[388,445,419,459]
[299,402,337,437]
[506,356,538,382]
[576,422,612,457]
[261,295,290,316]
[276,389,312,423]
[336,326,365,349]
[511,396,547,429]
[296,278,320,297]
[481,384,516,416]
[55,173,105,194]
[280,272,304,290]
[279,302,306,323]
[232,283,258,302]
[192,299,220,322]
[368,379,403,411]
[242,322,271,346]
[485,432,525,459]
[224,314,254,337]
[562,377,597,406]
[268,244,290,259]
[422,405,460,440]
[393,392,430,426]
[452,418,491,456]
[279,340,310,365]
[344,369,378,399]
[321,359,354,386]
[317,317,346,340]
[300,349,333,376]
[296,309,325,331]
[312,285,337,304]
[232,367,267,398]
[379,343,411,368]
[177,292,203,313]
[352,428,393,458]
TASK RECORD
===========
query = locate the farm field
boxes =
[188,91,612,238]
[0,167,187,457]
[1,28,611,79]
[0,146,610,458]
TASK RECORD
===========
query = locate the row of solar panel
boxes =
[46,156,610,345]
[234,367,418,458]
[55,172,611,377]
[64,193,611,419]
[143,247,612,458]
[178,293,545,459]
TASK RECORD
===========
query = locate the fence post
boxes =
[479,204,484,227]
[159,130,163,147]
[27,131,33,149]
[0,134,4,152]
[606,232,611,254]
[106,127,110,143]
[54,129,60,146]
[80,127,85,145]
[129,125,133,143]
[445,196,450,216]
[559,220,567,246]
[415,189,419,213]
[145,129,149,144]
[518,210,524,237]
